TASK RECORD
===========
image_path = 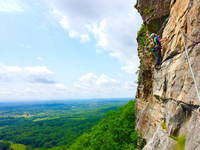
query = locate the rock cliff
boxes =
[135,0,200,149]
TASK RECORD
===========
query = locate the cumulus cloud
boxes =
[0,0,25,13]
[51,9,91,43]
[0,66,135,100]
[73,72,135,98]
[0,64,69,100]
[45,0,142,74]
[0,64,56,84]
[75,73,120,89]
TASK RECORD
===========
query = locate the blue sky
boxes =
[0,0,142,101]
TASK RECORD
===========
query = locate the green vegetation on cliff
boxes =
[69,101,145,150]
[136,24,154,85]
[170,135,186,150]
[137,24,148,50]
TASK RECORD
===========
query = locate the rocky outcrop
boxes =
[135,0,171,33]
[135,0,200,149]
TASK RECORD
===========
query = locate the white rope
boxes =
[182,32,200,103]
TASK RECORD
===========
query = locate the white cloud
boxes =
[121,58,140,75]
[0,64,69,100]
[0,64,56,84]
[0,65,135,100]
[51,9,90,43]
[54,83,67,91]
[0,0,25,13]
[77,72,120,88]
[45,0,142,74]
[73,72,135,98]
[24,66,56,84]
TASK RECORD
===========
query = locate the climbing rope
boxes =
[181,31,200,103]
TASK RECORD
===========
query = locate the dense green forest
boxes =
[0,99,128,150]
[69,101,145,150]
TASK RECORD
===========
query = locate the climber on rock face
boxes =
[150,33,162,69]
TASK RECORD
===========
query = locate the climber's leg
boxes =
[154,48,162,70]
[156,48,162,66]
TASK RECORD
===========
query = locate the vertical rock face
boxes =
[135,0,171,33]
[136,0,200,149]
